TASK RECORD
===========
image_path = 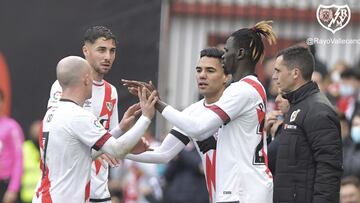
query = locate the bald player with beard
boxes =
[33,56,157,203]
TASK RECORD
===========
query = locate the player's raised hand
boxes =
[127,86,138,97]
[130,137,153,154]
[121,79,147,89]
[119,103,141,132]
[122,79,159,98]
[138,87,157,119]
[97,153,121,168]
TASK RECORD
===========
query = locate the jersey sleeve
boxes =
[125,132,186,164]
[170,104,195,143]
[210,81,255,123]
[109,85,119,130]
[162,104,221,140]
[70,112,111,150]
[47,80,62,108]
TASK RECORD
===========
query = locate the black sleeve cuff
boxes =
[170,129,190,145]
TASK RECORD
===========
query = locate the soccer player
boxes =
[123,21,276,203]
[126,47,231,203]
[33,56,157,203]
[47,26,125,203]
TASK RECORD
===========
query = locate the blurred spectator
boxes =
[337,69,360,121]
[326,61,350,104]
[162,143,209,203]
[263,57,278,112]
[330,60,349,83]
[20,120,41,203]
[266,80,280,112]
[263,57,276,98]
[0,89,24,203]
[311,71,324,91]
[340,176,360,203]
[343,112,360,180]
[265,90,290,175]
[339,112,352,148]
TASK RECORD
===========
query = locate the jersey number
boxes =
[42,132,50,177]
[253,103,265,165]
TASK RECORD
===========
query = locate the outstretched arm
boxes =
[161,105,222,140]
[122,79,223,140]
[126,131,187,164]
[99,88,157,159]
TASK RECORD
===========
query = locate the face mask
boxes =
[351,127,360,143]
[331,72,341,83]
[339,83,355,97]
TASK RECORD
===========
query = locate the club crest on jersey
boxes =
[106,102,113,111]
[316,4,351,34]
[290,109,301,122]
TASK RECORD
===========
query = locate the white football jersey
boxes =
[208,75,273,203]
[47,80,118,202]
[173,99,217,203]
[33,100,111,203]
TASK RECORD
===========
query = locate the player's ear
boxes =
[82,45,88,57]
[83,73,91,86]
[236,48,246,60]
[293,67,301,80]
[224,74,232,86]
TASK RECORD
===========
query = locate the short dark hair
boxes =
[230,21,276,65]
[83,26,117,44]
[341,68,360,80]
[200,47,224,60]
[277,46,315,81]
[200,47,226,73]
[341,176,360,189]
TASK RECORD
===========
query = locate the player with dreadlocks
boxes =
[123,21,277,203]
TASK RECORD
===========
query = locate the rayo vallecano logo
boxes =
[316,4,351,34]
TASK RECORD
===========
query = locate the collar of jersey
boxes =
[93,80,104,86]
[59,98,79,106]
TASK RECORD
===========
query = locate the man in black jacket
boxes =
[272,46,343,203]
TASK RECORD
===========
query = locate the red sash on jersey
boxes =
[241,77,272,178]
[100,81,115,130]
[94,81,117,174]
[37,121,53,203]
[205,151,216,203]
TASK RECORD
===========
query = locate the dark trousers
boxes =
[0,179,9,200]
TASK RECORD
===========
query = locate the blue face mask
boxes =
[339,83,355,97]
[351,127,360,143]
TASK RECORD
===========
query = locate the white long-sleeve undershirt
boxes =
[162,105,222,140]
[126,133,186,164]
[92,115,151,159]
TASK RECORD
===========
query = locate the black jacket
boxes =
[273,82,343,203]
[268,125,283,175]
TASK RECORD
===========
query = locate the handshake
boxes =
[121,79,168,113]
